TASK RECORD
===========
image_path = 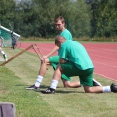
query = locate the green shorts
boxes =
[49,56,71,81]
[61,61,94,86]
[49,56,59,69]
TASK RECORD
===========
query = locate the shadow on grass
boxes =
[16,84,77,89]
[54,90,84,94]
[17,84,84,94]
[15,84,50,88]
[15,84,29,86]
[38,85,84,94]
[35,89,84,94]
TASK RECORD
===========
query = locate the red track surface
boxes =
[20,42,117,81]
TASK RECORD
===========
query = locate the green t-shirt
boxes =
[58,40,94,70]
[60,29,72,40]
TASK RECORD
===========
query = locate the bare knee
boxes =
[41,58,50,64]
[64,84,72,88]
[84,89,92,93]
[63,80,73,88]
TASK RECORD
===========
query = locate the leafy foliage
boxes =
[0,0,16,26]
[0,0,117,38]
[90,0,117,37]
[0,0,91,38]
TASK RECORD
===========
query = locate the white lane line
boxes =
[94,72,117,82]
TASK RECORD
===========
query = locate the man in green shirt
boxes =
[26,16,101,90]
[41,36,117,94]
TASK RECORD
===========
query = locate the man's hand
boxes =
[40,55,49,70]
[41,55,48,62]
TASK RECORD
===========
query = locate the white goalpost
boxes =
[0,25,20,38]
[0,25,21,47]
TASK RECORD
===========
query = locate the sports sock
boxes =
[1,51,5,55]
[35,75,43,87]
[50,79,58,89]
[102,86,111,93]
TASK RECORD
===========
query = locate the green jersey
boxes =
[58,40,94,70]
[60,29,72,40]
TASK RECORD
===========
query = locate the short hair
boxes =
[54,16,65,23]
[55,36,65,45]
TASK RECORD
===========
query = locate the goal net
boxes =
[0,25,20,47]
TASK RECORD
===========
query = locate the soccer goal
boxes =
[0,25,20,47]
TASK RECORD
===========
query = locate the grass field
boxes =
[0,47,117,117]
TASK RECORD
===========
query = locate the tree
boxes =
[0,0,16,29]
[0,0,92,38]
[90,0,117,37]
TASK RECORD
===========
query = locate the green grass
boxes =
[0,47,117,117]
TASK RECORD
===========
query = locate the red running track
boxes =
[20,42,117,81]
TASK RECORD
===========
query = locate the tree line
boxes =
[0,0,117,38]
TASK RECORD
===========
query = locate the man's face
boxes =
[55,20,65,31]
[56,42,61,48]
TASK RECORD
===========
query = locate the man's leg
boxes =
[34,58,50,87]
[83,84,117,93]
[41,64,62,94]
[80,69,117,93]
[26,58,50,89]
[62,78,101,88]
[62,80,81,88]
[0,47,8,61]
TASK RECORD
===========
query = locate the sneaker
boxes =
[41,88,55,94]
[26,84,40,90]
[93,79,102,86]
[110,83,117,93]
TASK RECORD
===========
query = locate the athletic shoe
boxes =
[41,88,55,94]
[110,83,117,93]
[93,79,102,86]
[26,84,40,90]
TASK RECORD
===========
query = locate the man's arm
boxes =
[45,45,59,58]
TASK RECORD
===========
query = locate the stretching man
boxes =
[41,36,117,94]
[26,16,101,90]
[0,36,8,61]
